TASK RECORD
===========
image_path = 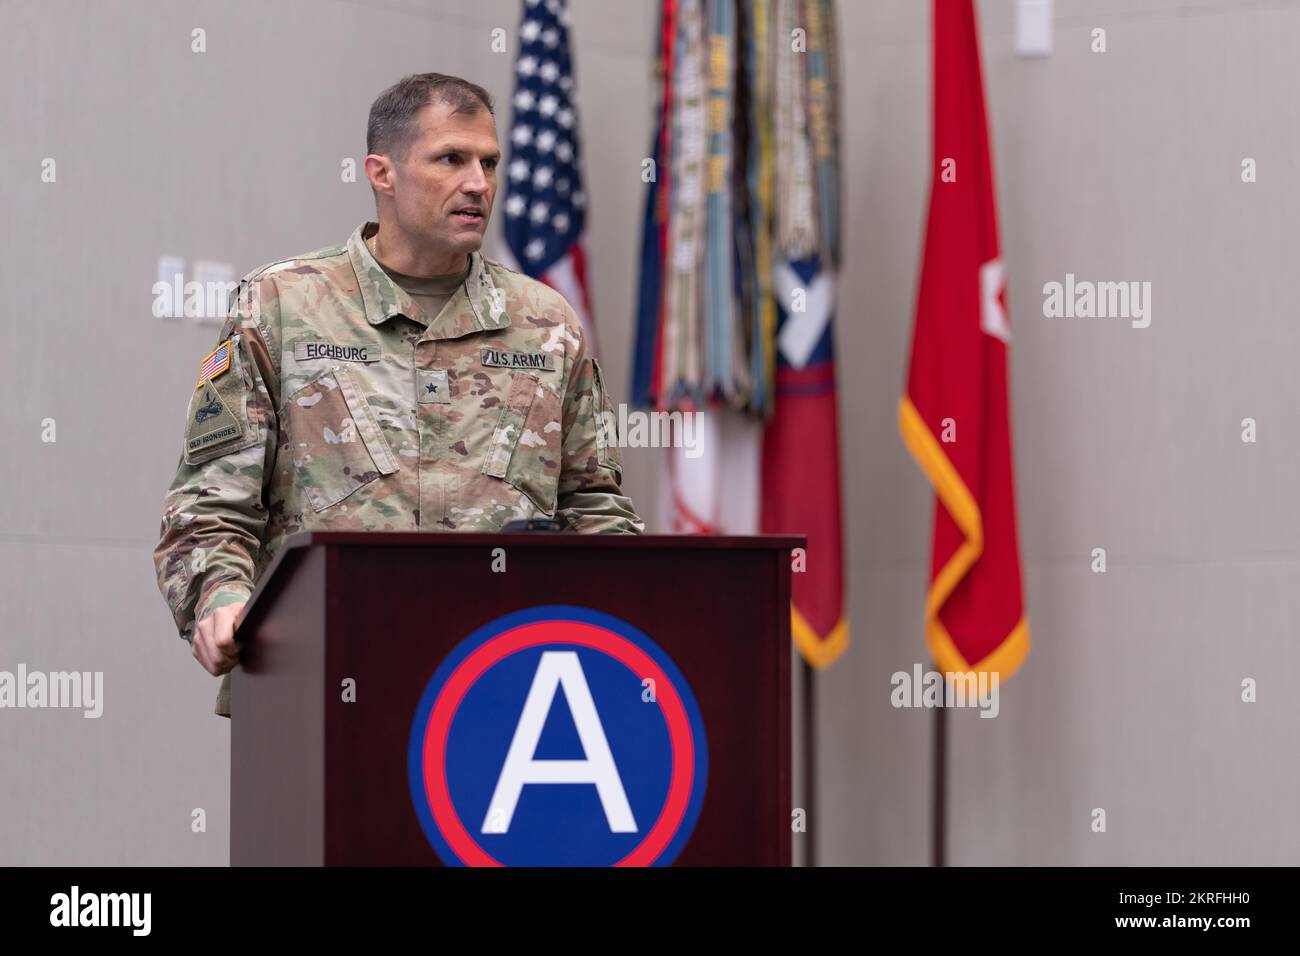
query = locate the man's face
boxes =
[380,98,499,258]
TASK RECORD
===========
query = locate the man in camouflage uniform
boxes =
[154,73,643,717]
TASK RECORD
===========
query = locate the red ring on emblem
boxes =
[422,620,695,866]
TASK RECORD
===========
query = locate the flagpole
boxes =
[932,683,946,866]
[802,658,816,867]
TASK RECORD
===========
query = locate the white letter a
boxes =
[482,651,637,834]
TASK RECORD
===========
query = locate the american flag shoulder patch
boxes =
[196,338,232,388]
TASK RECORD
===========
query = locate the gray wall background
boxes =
[2,0,1297,865]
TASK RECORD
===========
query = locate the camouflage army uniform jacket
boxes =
[154,221,643,716]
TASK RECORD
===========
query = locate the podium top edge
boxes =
[278,531,807,551]
[233,531,808,637]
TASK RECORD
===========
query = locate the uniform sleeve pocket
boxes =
[590,357,623,474]
[286,365,398,512]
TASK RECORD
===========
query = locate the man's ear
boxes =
[364,154,395,197]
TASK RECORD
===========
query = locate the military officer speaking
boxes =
[154,73,644,717]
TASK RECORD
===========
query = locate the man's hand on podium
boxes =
[192,603,245,676]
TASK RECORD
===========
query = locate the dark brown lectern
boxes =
[230,531,801,866]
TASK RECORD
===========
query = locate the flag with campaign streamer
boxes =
[761,0,845,666]
[761,254,846,665]
[899,0,1029,679]
[500,0,597,348]
[632,0,847,667]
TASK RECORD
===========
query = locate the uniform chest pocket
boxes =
[286,365,399,512]
[481,371,563,515]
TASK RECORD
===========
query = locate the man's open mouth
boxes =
[453,209,484,223]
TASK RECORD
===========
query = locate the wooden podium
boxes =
[230,531,801,866]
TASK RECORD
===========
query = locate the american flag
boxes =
[499,0,596,349]
[197,339,230,385]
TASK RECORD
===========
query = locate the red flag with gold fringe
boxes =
[899,0,1029,679]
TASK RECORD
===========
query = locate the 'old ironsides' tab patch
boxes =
[186,380,243,455]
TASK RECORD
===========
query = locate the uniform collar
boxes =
[346,222,510,338]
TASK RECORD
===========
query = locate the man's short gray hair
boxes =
[366,73,494,160]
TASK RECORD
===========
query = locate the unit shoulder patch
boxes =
[185,380,244,459]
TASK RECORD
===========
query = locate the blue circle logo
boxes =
[407,606,709,866]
